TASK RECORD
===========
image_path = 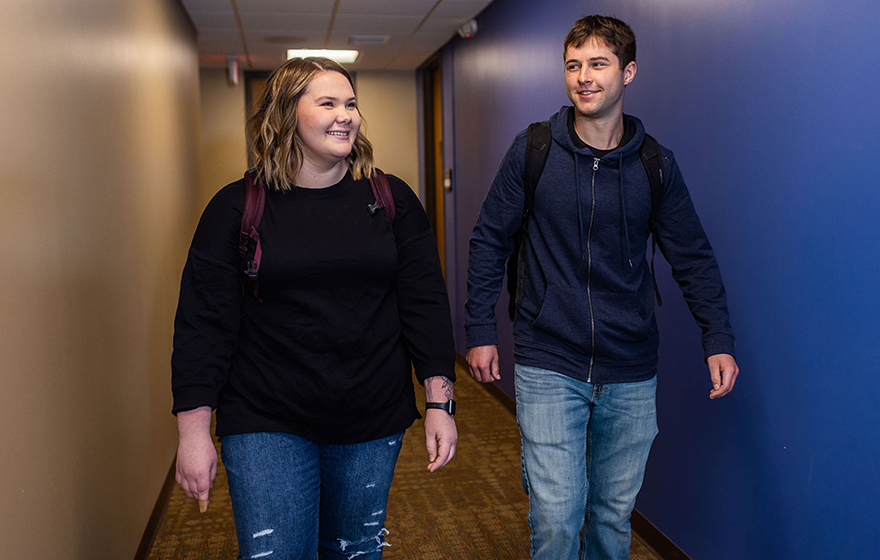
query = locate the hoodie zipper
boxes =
[587,157,599,382]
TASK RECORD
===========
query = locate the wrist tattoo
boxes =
[426,375,453,401]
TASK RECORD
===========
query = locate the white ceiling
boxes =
[181,0,494,71]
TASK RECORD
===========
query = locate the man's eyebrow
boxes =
[565,55,611,64]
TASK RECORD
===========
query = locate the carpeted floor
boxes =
[148,364,660,559]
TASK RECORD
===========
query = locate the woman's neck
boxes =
[296,158,349,189]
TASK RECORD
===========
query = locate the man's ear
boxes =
[624,61,637,85]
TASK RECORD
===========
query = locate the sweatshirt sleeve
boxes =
[653,153,736,361]
[464,132,529,348]
[171,181,245,414]
[389,176,456,385]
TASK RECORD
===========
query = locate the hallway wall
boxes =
[443,0,880,557]
[198,68,248,205]
[0,1,200,558]
[357,71,420,196]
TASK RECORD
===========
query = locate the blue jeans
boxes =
[220,431,405,560]
[515,364,658,560]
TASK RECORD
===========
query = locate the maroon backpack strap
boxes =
[239,170,266,299]
[367,168,395,224]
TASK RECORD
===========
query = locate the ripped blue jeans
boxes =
[220,431,405,560]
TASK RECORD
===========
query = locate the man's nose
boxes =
[578,67,592,83]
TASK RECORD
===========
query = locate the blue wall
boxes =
[444,0,880,557]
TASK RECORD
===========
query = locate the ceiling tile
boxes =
[182,0,498,70]
[181,0,234,11]
[419,15,474,34]
[432,0,494,18]
[187,10,238,29]
[239,12,332,31]
[245,30,326,48]
[234,0,335,13]
[337,0,436,17]
[332,14,424,34]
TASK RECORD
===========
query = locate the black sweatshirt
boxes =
[171,171,455,444]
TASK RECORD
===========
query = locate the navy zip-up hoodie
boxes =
[465,107,735,383]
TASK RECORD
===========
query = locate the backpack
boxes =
[238,168,396,300]
[505,121,666,321]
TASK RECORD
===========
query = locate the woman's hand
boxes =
[424,375,457,472]
[425,410,457,472]
[175,406,217,512]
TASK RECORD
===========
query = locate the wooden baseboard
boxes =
[631,509,692,559]
[134,457,177,560]
[460,352,690,560]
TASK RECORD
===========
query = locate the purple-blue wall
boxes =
[442,0,880,557]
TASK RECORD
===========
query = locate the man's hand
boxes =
[707,353,739,399]
[175,407,217,512]
[466,345,501,383]
[425,409,457,472]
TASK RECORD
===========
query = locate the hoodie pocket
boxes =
[530,286,592,351]
[593,291,651,361]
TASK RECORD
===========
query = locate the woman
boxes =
[171,57,457,559]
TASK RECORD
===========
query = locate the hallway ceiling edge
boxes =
[181,0,494,71]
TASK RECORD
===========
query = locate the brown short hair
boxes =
[247,57,374,190]
[564,15,636,68]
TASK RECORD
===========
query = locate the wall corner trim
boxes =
[134,458,177,560]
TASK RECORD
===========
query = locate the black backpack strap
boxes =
[239,169,266,300]
[638,133,666,306]
[367,168,395,224]
[506,120,552,321]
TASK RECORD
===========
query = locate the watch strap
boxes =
[425,399,456,416]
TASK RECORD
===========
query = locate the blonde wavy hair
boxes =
[247,57,374,190]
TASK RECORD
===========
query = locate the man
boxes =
[465,15,739,560]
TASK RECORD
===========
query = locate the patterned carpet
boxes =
[148,363,660,559]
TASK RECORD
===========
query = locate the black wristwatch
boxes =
[425,399,456,416]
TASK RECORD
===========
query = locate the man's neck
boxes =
[573,112,625,150]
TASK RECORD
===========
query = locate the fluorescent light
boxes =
[286,49,359,64]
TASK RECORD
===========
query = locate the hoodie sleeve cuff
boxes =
[465,324,499,349]
[171,387,218,416]
[703,333,736,363]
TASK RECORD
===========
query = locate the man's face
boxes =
[564,38,636,121]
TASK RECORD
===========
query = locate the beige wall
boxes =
[0,1,200,558]
[198,67,248,203]
[356,71,421,196]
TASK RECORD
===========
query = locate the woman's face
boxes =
[295,71,361,169]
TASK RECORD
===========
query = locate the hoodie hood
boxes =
[549,106,646,161]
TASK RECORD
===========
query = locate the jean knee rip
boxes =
[337,527,391,559]
[244,528,275,558]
